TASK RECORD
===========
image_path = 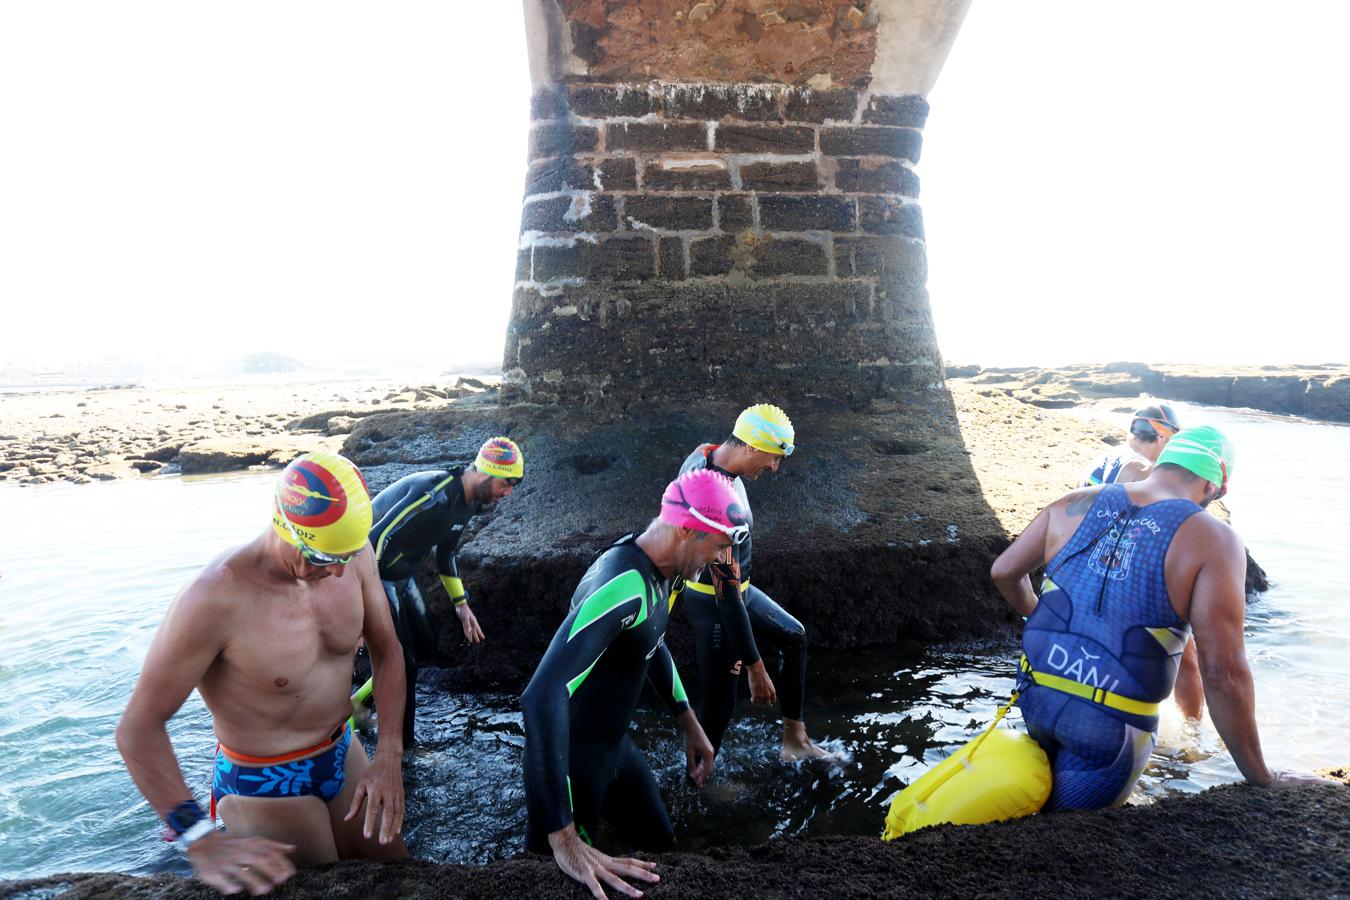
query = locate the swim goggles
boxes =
[683,502,751,545]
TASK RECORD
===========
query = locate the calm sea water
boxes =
[1,403,1346,879]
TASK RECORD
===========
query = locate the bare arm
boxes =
[346,545,407,843]
[991,505,1050,618]
[117,571,298,894]
[1188,523,1272,786]
[116,577,230,817]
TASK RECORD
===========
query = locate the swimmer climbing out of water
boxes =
[1078,403,1205,721]
[993,426,1338,810]
[521,470,734,899]
[362,436,522,746]
[676,403,843,763]
[116,452,409,896]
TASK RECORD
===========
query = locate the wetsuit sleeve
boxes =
[520,571,647,836]
[434,537,462,579]
[709,560,761,666]
[646,639,692,717]
[435,542,467,604]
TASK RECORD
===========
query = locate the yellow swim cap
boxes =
[474,436,525,480]
[272,451,373,557]
[732,404,795,456]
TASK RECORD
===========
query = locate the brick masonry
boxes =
[506,82,940,408]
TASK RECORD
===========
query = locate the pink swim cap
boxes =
[660,470,749,543]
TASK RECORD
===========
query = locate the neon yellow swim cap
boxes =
[732,404,795,456]
[272,451,373,556]
[1156,425,1234,493]
[475,436,525,480]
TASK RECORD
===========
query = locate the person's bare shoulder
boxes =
[173,541,260,620]
[1060,484,1104,519]
[1178,508,1245,564]
[1116,458,1152,484]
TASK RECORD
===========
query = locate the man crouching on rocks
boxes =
[117,452,409,895]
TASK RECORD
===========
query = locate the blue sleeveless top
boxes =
[1023,485,1202,712]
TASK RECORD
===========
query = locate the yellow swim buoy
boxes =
[882,707,1052,840]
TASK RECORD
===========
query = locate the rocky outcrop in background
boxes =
[952,362,1350,422]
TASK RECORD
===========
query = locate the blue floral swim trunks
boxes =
[211,723,350,817]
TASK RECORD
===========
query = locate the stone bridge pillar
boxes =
[507,0,970,409]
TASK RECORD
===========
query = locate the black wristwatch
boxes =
[165,800,215,851]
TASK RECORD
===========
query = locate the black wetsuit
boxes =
[678,444,807,751]
[521,536,690,852]
[368,467,480,746]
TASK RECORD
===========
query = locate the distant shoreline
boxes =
[0,373,499,486]
[944,362,1350,424]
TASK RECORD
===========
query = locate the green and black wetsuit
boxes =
[678,444,807,751]
[368,467,480,745]
[521,535,690,852]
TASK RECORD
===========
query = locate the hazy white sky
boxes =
[1,2,1346,373]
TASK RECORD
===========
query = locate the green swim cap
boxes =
[1156,425,1234,491]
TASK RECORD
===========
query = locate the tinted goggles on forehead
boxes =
[683,503,750,545]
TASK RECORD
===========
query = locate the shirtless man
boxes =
[117,452,409,895]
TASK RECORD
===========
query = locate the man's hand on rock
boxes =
[1268,770,1343,788]
[186,831,296,896]
[548,824,659,899]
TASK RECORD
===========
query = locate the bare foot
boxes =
[781,720,850,765]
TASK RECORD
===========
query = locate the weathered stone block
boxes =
[751,237,829,276]
[529,238,656,283]
[597,158,636,191]
[565,84,658,118]
[591,237,656,280]
[820,126,921,162]
[528,123,600,160]
[718,194,754,230]
[525,157,587,195]
[783,88,859,123]
[834,159,919,196]
[643,160,732,191]
[862,94,930,128]
[658,236,686,280]
[606,122,708,152]
[740,161,819,191]
[758,195,855,232]
[515,248,531,282]
[624,196,714,231]
[531,241,595,281]
[859,197,924,238]
[520,195,618,233]
[689,234,737,276]
[526,157,639,195]
[531,85,568,120]
[836,236,927,286]
[661,83,781,121]
[715,124,814,153]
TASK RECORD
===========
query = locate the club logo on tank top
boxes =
[1087,508,1164,583]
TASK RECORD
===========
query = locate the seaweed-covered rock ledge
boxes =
[6,784,1347,899]
[340,382,1122,691]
